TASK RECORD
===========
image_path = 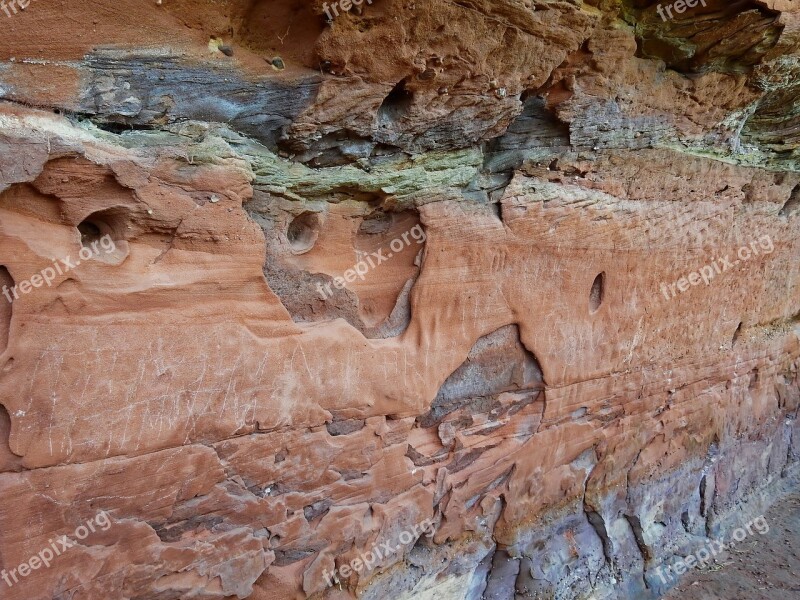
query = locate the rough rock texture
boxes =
[0,1,799,599]
[662,491,800,599]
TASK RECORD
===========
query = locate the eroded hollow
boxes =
[433,324,544,406]
[286,211,322,254]
[377,78,414,125]
[623,0,783,74]
[76,208,130,265]
[79,208,128,241]
[357,212,392,236]
[416,324,546,430]
[250,197,426,339]
[352,209,426,329]
[589,272,605,313]
[78,220,103,247]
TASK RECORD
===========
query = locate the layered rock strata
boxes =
[0,1,799,599]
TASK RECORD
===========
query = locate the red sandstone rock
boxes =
[0,1,799,599]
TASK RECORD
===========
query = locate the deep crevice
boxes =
[732,321,743,345]
[89,120,160,135]
[585,510,613,567]
[699,474,708,517]
[624,514,652,563]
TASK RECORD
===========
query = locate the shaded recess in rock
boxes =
[377,78,415,125]
[326,419,366,436]
[434,324,544,405]
[153,515,224,543]
[732,321,743,345]
[273,548,317,567]
[413,325,546,433]
[92,121,160,135]
[368,72,524,154]
[473,94,571,203]
[623,0,783,74]
[624,513,652,562]
[743,84,800,156]
[282,129,402,167]
[286,211,321,254]
[484,95,571,173]
[78,207,129,248]
[483,548,521,600]
[584,509,613,564]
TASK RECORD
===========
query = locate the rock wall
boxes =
[0,1,799,599]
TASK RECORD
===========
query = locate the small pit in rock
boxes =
[286,211,322,254]
[75,208,130,264]
[589,272,605,313]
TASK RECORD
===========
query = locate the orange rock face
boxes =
[0,1,799,599]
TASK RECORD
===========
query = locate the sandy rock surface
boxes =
[0,1,799,599]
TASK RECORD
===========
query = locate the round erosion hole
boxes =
[75,208,130,265]
[78,220,103,247]
[287,212,321,254]
[76,208,127,248]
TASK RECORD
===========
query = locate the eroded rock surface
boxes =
[0,1,799,599]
